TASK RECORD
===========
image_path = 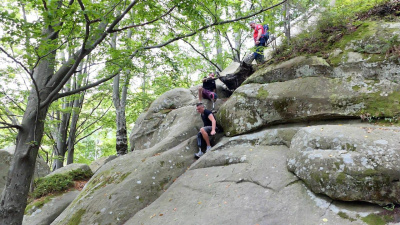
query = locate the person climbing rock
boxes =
[198,72,218,109]
[195,102,217,158]
[249,21,266,64]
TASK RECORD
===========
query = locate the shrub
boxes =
[29,168,94,199]
[31,174,73,199]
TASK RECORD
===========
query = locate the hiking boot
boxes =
[195,149,204,158]
[206,146,212,153]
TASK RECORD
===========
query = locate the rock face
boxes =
[23,191,79,225]
[126,128,380,225]
[130,86,229,151]
[217,21,400,137]
[52,137,199,225]
[217,75,400,136]
[288,125,400,205]
[89,155,117,173]
[52,86,226,225]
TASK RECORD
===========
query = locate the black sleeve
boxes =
[204,109,212,118]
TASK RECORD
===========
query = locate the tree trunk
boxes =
[233,30,242,62]
[53,99,72,170]
[215,29,223,71]
[66,61,86,164]
[0,104,50,225]
[283,0,291,43]
[111,32,129,156]
[0,25,56,223]
[66,95,83,164]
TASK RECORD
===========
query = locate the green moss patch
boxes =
[66,209,86,225]
[362,206,400,225]
[338,211,356,222]
[362,91,400,117]
[25,195,53,215]
[268,1,399,66]
[362,213,393,225]
[257,87,269,99]
[30,169,93,200]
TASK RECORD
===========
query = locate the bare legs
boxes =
[200,127,211,147]
[198,87,203,102]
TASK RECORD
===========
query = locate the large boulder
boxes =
[126,128,381,224]
[216,21,400,137]
[0,150,13,194]
[244,56,334,85]
[217,76,400,136]
[52,137,199,225]
[288,125,400,205]
[130,88,197,150]
[130,86,229,151]
[23,191,79,225]
[89,155,117,174]
[47,163,92,177]
[1,146,50,193]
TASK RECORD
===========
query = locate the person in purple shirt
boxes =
[198,72,218,103]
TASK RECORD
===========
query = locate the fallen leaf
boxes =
[159,214,163,216]
[322,218,328,222]
[141,158,146,162]
[150,214,156,219]
[198,201,202,204]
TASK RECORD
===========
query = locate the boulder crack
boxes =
[284,178,301,188]
[220,178,275,191]
[321,199,333,218]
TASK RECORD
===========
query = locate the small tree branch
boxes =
[42,0,48,11]
[142,0,287,50]
[182,39,222,71]
[110,5,177,33]
[77,0,91,50]
[76,98,103,133]
[76,104,111,143]
[106,0,139,33]
[74,126,102,145]
[55,48,140,100]
[0,122,22,130]
[0,46,32,75]
[91,0,123,24]
[222,31,240,61]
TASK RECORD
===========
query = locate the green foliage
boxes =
[68,168,94,180]
[271,0,396,63]
[31,174,73,199]
[30,169,93,199]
